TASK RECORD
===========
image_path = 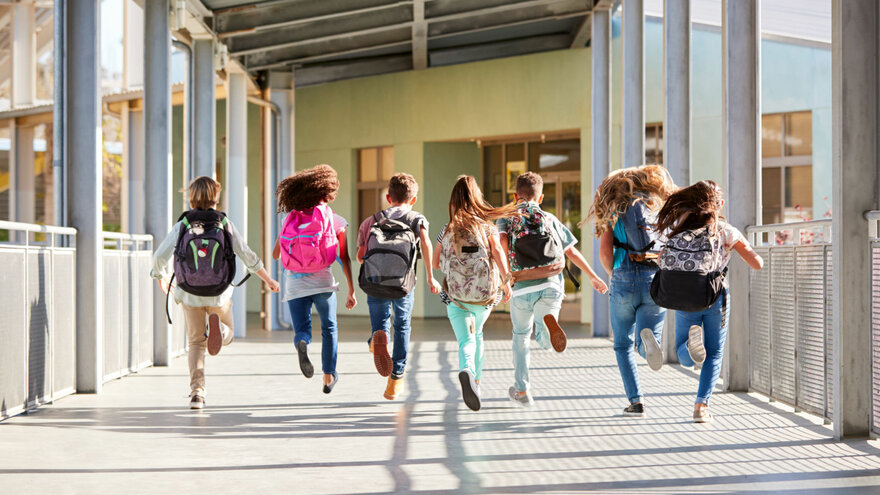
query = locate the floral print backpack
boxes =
[439,223,501,305]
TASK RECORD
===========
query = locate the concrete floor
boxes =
[3,316,880,494]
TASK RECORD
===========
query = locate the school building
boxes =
[2,0,880,492]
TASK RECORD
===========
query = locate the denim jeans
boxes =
[510,287,563,392]
[610,265,666,404]
[367,292,415,377]
[288,292,338,376]
[675,289,730,404]
[446,302,492,381]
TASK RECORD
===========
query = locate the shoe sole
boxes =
[543,315,567,353]
[459,371,481,411]
[694,413,713,423]
[508,388,533,408]
[207,314,222,356]
[688,325,706,364]
[640,328,663,371]
[297,340,314,378]
[190,401,204,410]
[372,331,392,377]
[623,410,645,417]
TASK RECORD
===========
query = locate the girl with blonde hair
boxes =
[585,165,676,417]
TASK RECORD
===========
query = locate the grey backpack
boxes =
[358,210,421,299]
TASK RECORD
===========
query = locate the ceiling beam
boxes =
[293,54,412,87]
[430,33,572,67]
[428,0,588,23]
[215,0,405,36]
[412,0,427,70]
[569,13,592,48]
[246,40,412,72]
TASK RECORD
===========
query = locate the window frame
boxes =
[761,111,813,224]
[356,146,394,222]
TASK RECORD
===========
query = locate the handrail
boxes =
[0,220,77,236]
[746,219,832,246]
[866,210,880,240]
[101,231,153,242]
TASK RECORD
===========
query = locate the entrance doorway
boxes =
[481,133,582,321]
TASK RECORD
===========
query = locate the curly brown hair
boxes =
[584,165,677,237]
[276,164,340,213]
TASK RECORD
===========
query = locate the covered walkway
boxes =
[3,318,880,494]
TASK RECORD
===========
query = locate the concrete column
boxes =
[267,71,295,330]
[193,39,216,179]
[591,9,611,337]
[722,0,760,393]
[226,72,248,338]
[9,1,35,226]
[123,0,144,88]
[662,0,691,361]
[67,0,103,393]
[122,105,145,234]
[622,0,645,168]
[144,0,173,366]
[831,0,878,439]
[52,0,66,227]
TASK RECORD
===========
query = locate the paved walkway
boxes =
[3,316,880,494]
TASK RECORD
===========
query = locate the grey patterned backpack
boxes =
[650,226,727,312]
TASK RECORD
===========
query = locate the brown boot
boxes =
[384,375,404,400]
[372,331,392,377]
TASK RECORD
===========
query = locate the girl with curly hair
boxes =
[273,164,356,394]
[584,164,676,418]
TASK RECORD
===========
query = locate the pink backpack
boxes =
[279,204,339,273]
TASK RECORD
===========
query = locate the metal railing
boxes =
[747,219,833,421]
[0,221,77,420]
[866,211,880,435]
[102,231,154,382]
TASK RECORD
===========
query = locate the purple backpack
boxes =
[165,209,248,323]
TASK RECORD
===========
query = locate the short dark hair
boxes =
[388,173,419,203]
[515,172,543,200]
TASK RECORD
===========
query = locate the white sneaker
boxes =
[641,328,663,371]
[508,386,535,407]
[687,325,706,365]
[189,394,205,410]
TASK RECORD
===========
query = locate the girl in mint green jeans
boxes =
[433,175,516,412]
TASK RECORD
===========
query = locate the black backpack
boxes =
[614,200,662,267]
[650,226,727,312]
[358,210,421,299]
[165,209,248,323]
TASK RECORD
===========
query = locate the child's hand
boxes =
[591,277,609,295]
[502,282,512,303]
[266,279,281,293]
[158,278,172,296]
[346,291,357,310]
[429,279,442,295]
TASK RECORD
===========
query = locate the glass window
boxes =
[762,114,783,158]
[528,139,580,173]
[505,143,526,203]
[785,112,812,156]
[644,123,663,165]
[762,168,782,225]
[483,145,504,206]
[357,146,394,221]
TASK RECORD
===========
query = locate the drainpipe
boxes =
[171,39,194,184]
[52,0,65,227]
[247,95,287,329]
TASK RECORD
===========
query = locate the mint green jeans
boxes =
[446,301,493,381]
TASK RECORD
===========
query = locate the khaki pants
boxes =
[182,301,234,396]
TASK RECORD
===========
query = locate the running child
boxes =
[433,175,516,412]
[499,172,608,407]
[273,164,357,394]
[587,165,676,417]
[151,176,281,410]
[652,180,763,423]
[357,173,441,400]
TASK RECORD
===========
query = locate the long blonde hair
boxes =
[447,175,518,248]
[584,165,677,237]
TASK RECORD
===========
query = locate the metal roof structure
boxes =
[199,0,606,87]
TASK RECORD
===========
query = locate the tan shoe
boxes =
[207,314,222,356]
[694,405,713,423]
[543,314,567,352]
[384,375,404,400]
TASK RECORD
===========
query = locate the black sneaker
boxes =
[297,340,314,378]
[623,402,645,417]
[458,370,481,411]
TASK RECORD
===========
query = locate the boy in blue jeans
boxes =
[357,173,441,400]
[499,172,608,407]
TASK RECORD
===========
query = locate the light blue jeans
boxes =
[675,289,730,404]
[610,266,666,404]
[446,302,493,381]
[510,287,563,392]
